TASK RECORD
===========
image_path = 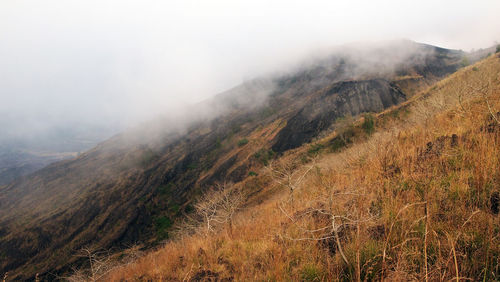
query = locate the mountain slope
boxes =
[0,41,475,279]
[107,51,500,281]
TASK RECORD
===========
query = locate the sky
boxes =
[1,0,499,143]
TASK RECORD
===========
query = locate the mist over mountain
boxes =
[0,39,488,280]
[1,1,499,186]
[2,1,499,142]
[1,1,500,280]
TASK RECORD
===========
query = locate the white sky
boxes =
[1,0,499,130]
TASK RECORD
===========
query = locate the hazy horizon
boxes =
[1,0,500,148]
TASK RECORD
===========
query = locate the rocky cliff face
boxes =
[0,41,467,280]
[272,79,406,152]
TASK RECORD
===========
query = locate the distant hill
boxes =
[0,149,76,186]
[0,123,120,185]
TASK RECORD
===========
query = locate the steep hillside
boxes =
[0,41,475,280]
[106,52,500,281]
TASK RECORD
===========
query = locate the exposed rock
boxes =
[272,79,406,153]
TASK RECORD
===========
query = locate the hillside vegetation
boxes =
[105,54,500,281]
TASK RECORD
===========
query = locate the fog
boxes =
[1,0,499,150]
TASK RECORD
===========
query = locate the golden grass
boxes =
[105,55,500,281]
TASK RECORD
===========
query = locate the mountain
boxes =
[107,51,500,281]
[0,40,482,280]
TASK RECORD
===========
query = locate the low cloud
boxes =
[0,0,499,151]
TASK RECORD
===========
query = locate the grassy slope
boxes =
[83,54,498,280]
[104,54,500,281]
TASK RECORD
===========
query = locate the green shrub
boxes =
[362,113,375,135]
[300,264,324,281]
[186,163,197,170]
[169,204,180,214]
[158,183,174,195]
[237,138,249,147]
[185,204,194,213]
[254,149,276,165]
[496,45,500,53]
[330,137,347,152]
[300,154,310,164]
[155,216,172,240]
[248,171,258,176]
[307,143,324,156]
[359,240,383,281]
[155,216,172,229]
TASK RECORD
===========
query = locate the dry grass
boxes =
[105,55,500,281]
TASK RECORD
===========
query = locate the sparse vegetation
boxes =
[361,113,375,135]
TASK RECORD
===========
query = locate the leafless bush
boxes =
[452,63,500,124]
[267,159,315,204]
[466,79,500,124]
[119,243,144,265]
[180,182,245,236]
[66,247,117,282]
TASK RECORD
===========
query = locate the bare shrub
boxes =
[182,183,245,236]
[267,158,315,205]
[66,247,117,282]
